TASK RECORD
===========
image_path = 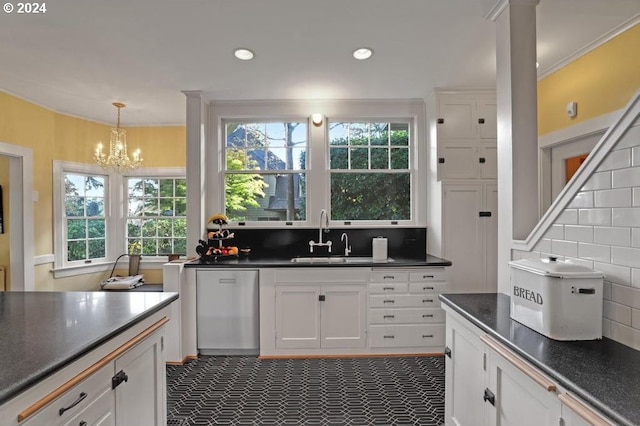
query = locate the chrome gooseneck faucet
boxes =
[309,209,332,253]
[341,232,351,257]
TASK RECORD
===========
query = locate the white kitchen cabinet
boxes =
[260,268,367,355]
[368,268,447,353]
[434,92,497,180]
[443,306,616,426]
[15,317,167,426]
[442,183,497,293]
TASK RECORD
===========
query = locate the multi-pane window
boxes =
[126,177,187,256]
[328,121,411,221]
[224,121,308,221]
[64,173,107,262]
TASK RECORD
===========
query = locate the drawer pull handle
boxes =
[422,299,434,303]
[383,287,395,291]
[423,275,434,279]
[423,286,434,290]
[383,275,395,280]
[480,335,557,392]
[383,315,395,319]
[383,335,395,339]
[383,300,395,304]
[422,334,434,338]
[59,392,87,416]
[422,314,434,318]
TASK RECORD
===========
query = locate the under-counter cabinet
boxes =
[261,268,367,356]
[443,305,614,426]
[14,318,166,426]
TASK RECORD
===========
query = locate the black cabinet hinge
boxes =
[479,157,486,163]
[438,158,445,164]
[112,370,128,389]
[318,295,325,302]
[437,118,444,124]
[478,118,486,124]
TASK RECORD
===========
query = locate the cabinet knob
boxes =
[383,335,395,339]
[478,118,485,124]
[479,157,486,163]
[318,295,326,302]
[422,334,434,338]
[437,118,444,124]
[438,158,445,164]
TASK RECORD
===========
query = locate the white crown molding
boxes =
[538,14,640,80]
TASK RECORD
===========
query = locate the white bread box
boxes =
[509,257,604,341]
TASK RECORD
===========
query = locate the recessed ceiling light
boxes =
[353,47,373,60]
[234,48,254,61]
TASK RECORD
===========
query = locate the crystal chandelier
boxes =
[94,102,143,172]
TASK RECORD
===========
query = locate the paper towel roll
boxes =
[372,237,388,261]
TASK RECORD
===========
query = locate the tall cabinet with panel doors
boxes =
[429,90,498,294]
[443,306,616,426]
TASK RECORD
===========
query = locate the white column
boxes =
[487,0,540,293]
[183,91,207,257]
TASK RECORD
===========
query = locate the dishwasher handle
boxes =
[218,278,237,284]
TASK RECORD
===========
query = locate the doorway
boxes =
[0,142,34,291]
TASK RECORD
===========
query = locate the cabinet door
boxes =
[485,347,561,426]
[321,285,366,348]
[443,184,486,293]
[559,393,614,426]
[439,141,480,179]
[275,285,321,349]
[445,315,486,426]
[114,329,165,426]
[437,96,477,139]
[484,184,498,293]
[479,141,497,179]
[477,98,497,139]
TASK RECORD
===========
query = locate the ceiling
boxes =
[0,0,638,126]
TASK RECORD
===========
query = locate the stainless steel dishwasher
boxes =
[196,269,259,355]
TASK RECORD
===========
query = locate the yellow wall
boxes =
[538,24,640,135]
[0,91,186,291]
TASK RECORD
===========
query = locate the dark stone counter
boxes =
[184,254,452,268]
[0,291,178,405]
[439,293,640,426]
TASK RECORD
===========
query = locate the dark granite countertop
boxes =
[0,291,178,405]
[184,254,452,268]
[439,293,640,426]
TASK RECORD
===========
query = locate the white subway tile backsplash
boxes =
[612,246,640,268]
[602,318,612,339]
[633,269,640,289]
[610,322,640,352]
[582,171,612,191]
[578,208,611,226]
[564,225,593,242]
[594,188,632,207]
[633,146,640,167]
[596,263,632,286]
[633,308,640,329]
[568,191,594,208]
[543,224,564,240]
[557,209,578,225]
[633,188,640,206]
[533,239,551,254]
[578,243,611,263]
[610,283,640,308]
[633,229,640,248]
[593,226,631,247]
[603,300,632,325]
[550,240,578,257]
[598,149,631,171]
[611,207,640,227]
[612,166,640,188]
[603,281,612,300]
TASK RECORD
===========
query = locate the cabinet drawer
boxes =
[23,363,112,425]
[370,271,409,283]
[409,269,447,282]
[63,387,114,426]
[370,294,439,308]
[369,308,445,324]
[369,282,409,294]
[409,282,447,294]
[369,324,445,348]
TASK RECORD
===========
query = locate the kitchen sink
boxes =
[290,256,394,264]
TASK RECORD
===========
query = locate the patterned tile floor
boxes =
[166,356,445,426]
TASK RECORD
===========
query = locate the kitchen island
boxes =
[0,291,178,426]
[440,292,640,426]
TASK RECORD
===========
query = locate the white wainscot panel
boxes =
[557,209,578,225]
[609,283,640,308]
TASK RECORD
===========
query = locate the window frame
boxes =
[53,161,186,278]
